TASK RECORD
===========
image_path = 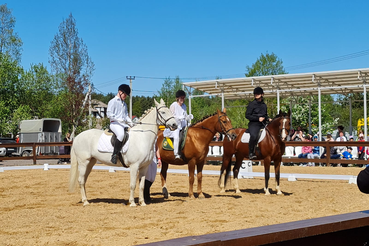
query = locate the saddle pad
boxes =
[241,129,266,143]
[162,138,174,151]
[97,133,129,154]
[162,128,188,151]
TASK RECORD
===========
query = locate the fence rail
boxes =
[0,142,72,164]
[206,141,369,166]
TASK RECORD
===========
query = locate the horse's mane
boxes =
[191,112,217,126]
[137,106,155,121]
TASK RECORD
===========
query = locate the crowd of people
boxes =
[289,125,367,167]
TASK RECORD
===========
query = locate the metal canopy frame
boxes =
[183,68,369,140]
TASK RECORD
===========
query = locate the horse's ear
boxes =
[217,109,221,114]
[160,98,165,106]
[288,109,291,116]
[279,109,282,116]
[223,107,227,113]
[154,98,159,107]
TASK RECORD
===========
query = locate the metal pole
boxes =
[364,85,367,140]
[126,76,135,119]
[349,97,352,135]
[318,87,322,141]
[88,84,92,129]
[277,90,280,112]
[222,89,225,111]
[308,98,311,134]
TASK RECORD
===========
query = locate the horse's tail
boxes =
[68,146,79,192]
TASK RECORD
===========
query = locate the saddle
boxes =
[106,127,129,167]
[241,128,266,144]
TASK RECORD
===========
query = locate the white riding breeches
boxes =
[110,122,125,141]
[146,160,157,183]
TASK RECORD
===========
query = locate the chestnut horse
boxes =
[219,110,291,195]
[157,109,237,199]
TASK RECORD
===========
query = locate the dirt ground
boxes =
[0,162,368,246]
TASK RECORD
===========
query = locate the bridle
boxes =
[263,115,290,144]
[156,105,175,128]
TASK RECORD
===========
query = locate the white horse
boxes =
[69,98,177,207]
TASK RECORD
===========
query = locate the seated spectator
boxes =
[358,133,365,160]
[312,135,320,159]
[349,136,354,142]
[213,132,223,141]
[341,147,353,167]
[211,132,223,155]
[292,126,304,141]
[356,129,364,141]
[341,147,353,160]
[298,136,314,166]
[335,131,347,155]
[335,125,345,140]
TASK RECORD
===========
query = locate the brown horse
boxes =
[219,110,291,195]
[157,109,237,199]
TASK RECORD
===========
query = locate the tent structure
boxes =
[182,68,369,140]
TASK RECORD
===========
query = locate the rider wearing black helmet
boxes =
[245,86,271,160]
[107,84,133,164]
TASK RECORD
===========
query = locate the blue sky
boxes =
[7,0,369,97]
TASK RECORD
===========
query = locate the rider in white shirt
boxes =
[164,90,193,160]
[107,84,133,164]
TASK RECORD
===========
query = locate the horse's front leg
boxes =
[274,159,282,195]
[160,161,170,199]
[129,164,139,207]
[78,161,94,206]
[196,161,205,199]
[233,156,243,193]
[188,160,196,199]
[263,158,271,195]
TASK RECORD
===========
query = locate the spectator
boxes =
[358,133,365,160]
[321,133,340,166]
[335,125,344,140]
[340,147,353,167]
[292,126,304,141]
[335,131,347,155]
[213,132,223,141]
[356,129,364,141]
[341,147,353,160]
[312,135,320,159]
[298,136,314,166]
[63,132,72,163]
[211,132,223,155]
[15,134,19,143]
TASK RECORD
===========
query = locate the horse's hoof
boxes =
[129,202,137,207]
[163,187,169,199]
[277,191,283,195]
[140,202,147,206]
[198,193,205,199]
[235,189,241,194]
[220,189,226,193]
[83,201,89,206]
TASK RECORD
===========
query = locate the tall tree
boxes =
[0,4,22,62]
[49,13,95,134]
[245,52,286,77]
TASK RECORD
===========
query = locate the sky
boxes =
[7,0,369,97]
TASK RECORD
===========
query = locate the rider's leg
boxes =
[110,123,125,164]
[173,129,181,159]
[248,124,260,160]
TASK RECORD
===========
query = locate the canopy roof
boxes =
[183,68,369,100]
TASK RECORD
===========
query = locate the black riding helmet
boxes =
[253,87,264,95]
[118,84,131,96]
[176,89,186,98]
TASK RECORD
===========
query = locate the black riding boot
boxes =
[144,179,153,204]
[111,140,123,164]
[249,143,257,160]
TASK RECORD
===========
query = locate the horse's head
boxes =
[154,98,177,130]
[274,109,291,141]
[216,108,237,141]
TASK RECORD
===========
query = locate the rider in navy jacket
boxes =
[245,87,271,160]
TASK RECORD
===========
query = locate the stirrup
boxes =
[111,154,118,164]
[249,153,257,160]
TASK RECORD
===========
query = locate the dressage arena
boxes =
[0,162,368,245]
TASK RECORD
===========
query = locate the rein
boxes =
[133,106,175,127]
[191,112,234,137]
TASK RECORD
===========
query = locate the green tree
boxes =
[0,4,22,62]
[49,13,95,134]
[245,52,286,77]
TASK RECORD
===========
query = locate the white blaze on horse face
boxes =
[281,119,287,140]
